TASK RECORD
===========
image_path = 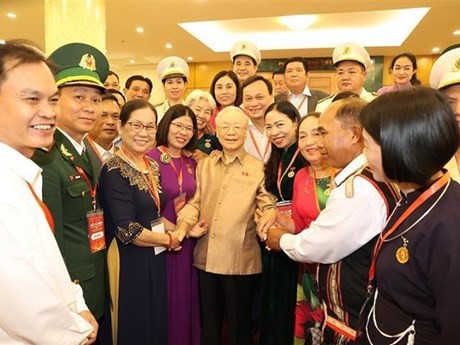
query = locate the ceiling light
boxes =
[136,27,144,33]
[454,30,460,36]
[279,15,317,31]
[129,59,135,64]
[165,43,172,49]
[432,47,440,53]
[0,39,5,45]
[187,56,193,61]
[6,12,16,19]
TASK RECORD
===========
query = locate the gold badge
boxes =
[343,46,351,55]
[324,188,331,197]
[169,61,176,68]
[79,53,96,71]
[453,57,460,72]
[160,152,171,164]
[396,247,409,264]
[396,236,409,264]
[287,171,295,178]
[241,44,247,50]
[204,140,211,148]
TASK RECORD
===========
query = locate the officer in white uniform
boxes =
[430,45,460,182]
[316,42,377,112]
[230,39,262,85]
[155,56,189,122]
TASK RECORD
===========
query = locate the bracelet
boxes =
[166,231,173,249]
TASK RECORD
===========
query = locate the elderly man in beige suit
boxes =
[175,106,276,345]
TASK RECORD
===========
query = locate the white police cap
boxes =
[430,46,460,90]
[157,56,189,82]
[230,40,261,65]
[333,42,371,71]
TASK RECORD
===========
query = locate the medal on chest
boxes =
[204,139,211,148]
[396,236,409,264]
[160,152,171,164]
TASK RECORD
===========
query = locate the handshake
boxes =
[166,219,209,251]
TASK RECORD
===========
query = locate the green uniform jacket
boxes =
[32,130,106,319]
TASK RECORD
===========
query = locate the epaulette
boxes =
[317,94,334,104]
[344,165,366,198]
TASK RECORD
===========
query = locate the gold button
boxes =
[211,234,215,239]
[81,191,86,197]
[73,279,80,284]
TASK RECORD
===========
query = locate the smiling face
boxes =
[190,98,212,131]
[214,75,237,107]
[216,108,248,154]
[167,115,194,152]
[391,56,415,86]
[0,61,59,158]
[264,110,298,149]
[58,85,103,143]
[336,60,367,94]
[163,77,187,102]
[120,106,157,156]
[124,80,151,101]
[242,80,273,122]
[233,55,257,83]
[298,116,323,165]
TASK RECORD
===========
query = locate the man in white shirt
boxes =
[0,40,96,344]
[263,97,399,344]
[86,92,120,171]
[242,75,273,163]
[316,42,377,112]
[284,56,328,117]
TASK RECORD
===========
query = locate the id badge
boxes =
[151,218,166,255]
[87,209,106,253]
[276,200,292,216]
[174,192,187,214]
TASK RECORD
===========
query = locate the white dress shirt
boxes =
[315,88,377,113]
[289,85,312,117]
[280,153,388,264]
[244,119,272,163]
[0,142,92,344]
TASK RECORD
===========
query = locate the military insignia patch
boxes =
[343,47,351,55]
[79,53,96,71]
[453,57,460,72]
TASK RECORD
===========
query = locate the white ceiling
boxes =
[1,0,460,69]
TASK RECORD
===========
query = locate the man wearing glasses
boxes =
[175,106,277,345]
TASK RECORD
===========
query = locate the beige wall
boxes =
[113,54,439,104]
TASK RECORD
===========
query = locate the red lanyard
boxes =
[158,146,184,193]
[248,128,270,162]
[368,172,450,282]
[276,148,300,200]
[140,156,161,215]
[27,183,55,233]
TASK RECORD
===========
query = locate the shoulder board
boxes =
[317,94,334,104]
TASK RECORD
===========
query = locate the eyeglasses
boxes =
[217,125,247,133]
[170,122,195,134]
[126,121,157,134]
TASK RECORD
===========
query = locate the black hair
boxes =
[119,99,157,125]
[264,101,303,192]
[332,91,360,103]
[156,104,198,152]
[107,70,119,81]
[124,75,153,93]
[389,52,421,86]
[241,75,273,95]
[209,70,242,107]
[283,57,309,74]
[360,87,459,185]
[102,92,119,103]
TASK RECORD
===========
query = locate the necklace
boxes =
[119,147,146,172]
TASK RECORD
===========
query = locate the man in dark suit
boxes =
[85,92,120,173]
[283,57,329,116]
[32,43,109,324]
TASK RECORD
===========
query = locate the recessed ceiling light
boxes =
[129,59,136,64]
[0,39,6,45]
[187,56,193,61]
[279,15,317,31]
[432,47,440,53]
[6,12,16,19]
[165,43,172,49]
[136,27,144,33]
[454,30,460,36]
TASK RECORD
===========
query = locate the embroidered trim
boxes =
[116,222,143,244]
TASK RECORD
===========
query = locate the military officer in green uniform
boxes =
[32,42,109,323]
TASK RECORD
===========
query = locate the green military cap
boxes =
[48,42,109,91]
